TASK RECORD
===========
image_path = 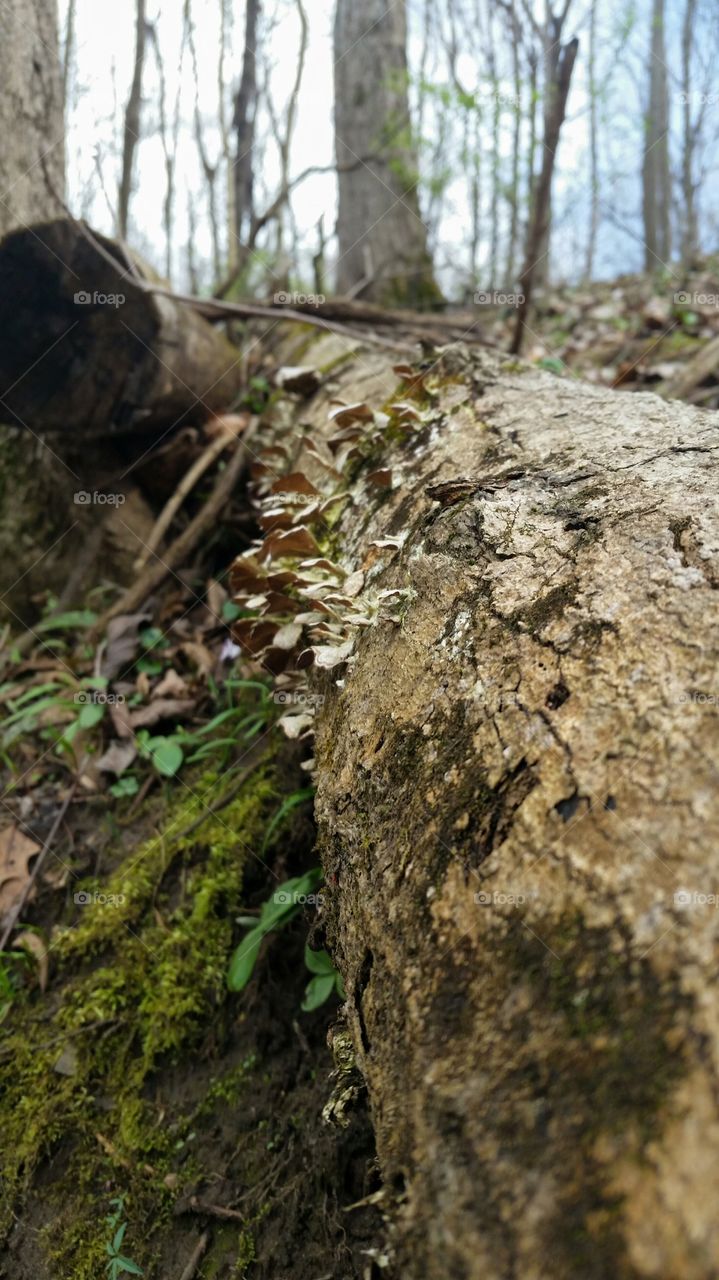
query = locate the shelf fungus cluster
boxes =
[228,388,428,741]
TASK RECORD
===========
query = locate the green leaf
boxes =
[150,738,184,776]
[304,943,335,976]
[301,973,335,1012]
[78,702,105,729]
[227,926,264,991]
[110,776,140,799]
[261,788,315,854]
[222,600,243,622]
[35,609,97,632]
[536,356,565,375]
[139,626,164,649]
[113,1224,127,1252]
[115,1257,144,1276]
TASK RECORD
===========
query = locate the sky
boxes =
[58,0,719,296]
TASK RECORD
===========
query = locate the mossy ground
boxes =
[0,744,382,1280]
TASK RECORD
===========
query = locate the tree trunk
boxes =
[233,0,260,251]
[117,0,147,240]
[333,0,440,306]
[0,0,65,236]
[511,38,578,352]
[680,0,698,271]
[235,333,719,1278]
[0,219,244,435]
[642,0,671,270]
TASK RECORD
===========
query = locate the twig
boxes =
[0,783,76,952]
[182,1197,245,1221]
[134,428,239,570]
[178,1233,210,1280]
[89,422,257,638]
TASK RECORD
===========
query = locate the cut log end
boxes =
[0,219,244,436]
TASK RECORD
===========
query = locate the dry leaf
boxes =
[97,740,138,775]
[101,612,151,682]
[129,699,195,730]
[13,930,49,991]
[0,825,41,917]
[153,668,189,699]
[181,641,215,678]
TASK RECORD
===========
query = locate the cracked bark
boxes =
[269,334,719,1278]
[0,0,65,237]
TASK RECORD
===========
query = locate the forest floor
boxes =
[1,262,718,1280]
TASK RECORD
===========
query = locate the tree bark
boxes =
[0,0,65,236]
[233,0,260,251]
[0,219,244,435]
[238,333,719,1278]
[642,0,671,270]
[117,0,147,240]
[511,37,578,353]
[333,0,440,306]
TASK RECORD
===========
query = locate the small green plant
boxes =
[301,943,345,1011]
[0,950,29,1022]
[104,1196,143,1279]
[227,868,323,992]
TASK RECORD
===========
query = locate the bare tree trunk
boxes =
[504,3,522,287]
[62,0,77,107]
[186,0,221,287]
[236,331,719,1278]
[680,0,698,270]
[265,0,308,267]
[148,17,185,282]
[511,37,579,353]
[233,0,260,251]
[0,0,65,236]
[117,0,148,240]
[486,3,500,291]
[642,0,671,270]
[584,0,599,281]
[334,0,440,306]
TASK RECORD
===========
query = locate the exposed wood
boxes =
[662,332,719,401]
[246,329,719,1276]
[0,219,245,435]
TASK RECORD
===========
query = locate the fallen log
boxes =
[662,330,719,402]
[235,334,719,1277]
[0,219,245,435]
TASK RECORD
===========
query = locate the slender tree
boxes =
[118,0,148,240]
[233,0,261,250]
[642,0,671,269]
